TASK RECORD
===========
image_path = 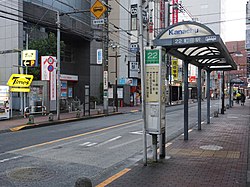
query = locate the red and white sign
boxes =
[41,56,57,101]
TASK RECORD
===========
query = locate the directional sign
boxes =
[7,74,33,87]
[21,50,38,67]
[90,0,107,19]
[23,60,36,67]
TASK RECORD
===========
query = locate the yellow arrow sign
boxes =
[7,74,33,87]
[90,0,107,19]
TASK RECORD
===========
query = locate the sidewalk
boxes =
[97,100,250,187]
[0,105,141,133]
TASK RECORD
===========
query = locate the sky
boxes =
[222,0,248,42]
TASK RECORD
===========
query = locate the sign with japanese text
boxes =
[41,56,57,100]
[21,50,38,67]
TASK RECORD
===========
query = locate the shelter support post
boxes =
[206,70,211,124]
[197,66,202,130]
[221,71,225,114]
[229,74,232,108]
[184,60,189,140]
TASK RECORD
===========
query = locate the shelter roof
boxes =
[153,21,237,71]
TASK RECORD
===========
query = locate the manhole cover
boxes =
[7,167,56,182]
[200,145,223,151]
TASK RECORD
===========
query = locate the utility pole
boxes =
[103,0,109,115]
[138,0,147,165]
[56,11,61,120]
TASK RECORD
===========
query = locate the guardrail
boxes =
[24,106,46,118]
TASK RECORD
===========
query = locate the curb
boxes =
[3,112,123,134]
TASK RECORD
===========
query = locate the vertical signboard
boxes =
[145,47,166,134]
[41,56,57,101]
[172,57,178,81]
[97,49,102,64]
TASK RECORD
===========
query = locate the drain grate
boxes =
[7,167,56,182]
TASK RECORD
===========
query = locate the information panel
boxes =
[144,47,166,135]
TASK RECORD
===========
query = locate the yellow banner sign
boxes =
[7,74,33,87]
[10,87,30,92]
[171,57,178,81]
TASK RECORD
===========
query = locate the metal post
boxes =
[115,50,118,112]
[229,74,232,107]
[103,0,109,115]
[152,134,158,162]
[138,0,147,165]
[206,70,211,124]
[56,11,61,120]
[183,61,189,140]
[159,128,166,159]
[197,66,202,130]
[24,32,28,111]
[221,71,225,114]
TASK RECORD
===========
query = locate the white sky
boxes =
[222,0,248,41]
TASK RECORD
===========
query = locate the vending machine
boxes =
[0,86,10,119]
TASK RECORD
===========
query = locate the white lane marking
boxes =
[79,142,91,146]
[130,131,143,135]
[86,143,97,147]
[0,156,23,163]
[109,138,142,150]
[96,136,122,147]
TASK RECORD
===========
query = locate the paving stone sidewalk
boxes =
[105,100,250,187]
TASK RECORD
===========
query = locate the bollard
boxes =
[27,115,34,124]
[75,177,92,187]
[214,111,219,117]
[97,109,101,114]
[76,110,80,118]
[48,113,54,121]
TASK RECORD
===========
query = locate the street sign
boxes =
[90,0,107,19]
[23,60,36,67]
[93,19,105,25]
[21,50,38,67]
[7,74,33,87]
[10,87,30,92]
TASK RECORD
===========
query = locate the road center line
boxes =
[8,119,142,154]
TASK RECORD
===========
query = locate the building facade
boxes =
[0,0,101,111]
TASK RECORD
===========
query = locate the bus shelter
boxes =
[153,21,237,140]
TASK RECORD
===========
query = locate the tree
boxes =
[28,32,65,80]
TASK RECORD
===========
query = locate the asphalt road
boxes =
[0,100,220,186]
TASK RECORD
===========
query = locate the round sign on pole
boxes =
[48,56,54,65]
[48,65,54,72]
